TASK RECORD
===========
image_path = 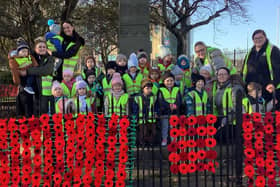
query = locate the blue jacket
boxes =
[45,32,63,53]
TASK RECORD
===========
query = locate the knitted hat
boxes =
[217,67,230,75]
[159,45,171,59]
[116,54,127,62]
[17,41,29,53]
[76,80,88,90]
[111,73,123,86]
[48,19,60,35]
[106,61,117,71]
[141,79,153,89]
[170,65,184,76]
[52,80,62,95]
[177,55,190,70]
[192,73,205,85]
[162,71,175,82]
[63,69,74,77]
[137,51,148,60]
[127,53,138,69]
[200,64,213,75]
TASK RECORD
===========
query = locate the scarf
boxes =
[111,89,125,100]
[62,79,75,91]
[78,95,87,112]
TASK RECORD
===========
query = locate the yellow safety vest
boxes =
[63,42,82,72]
[122,73,143,95]
[74,97,94,115]
[242,97,253,114]
[135,95,156,124]
[107,93,129,116]
[159,87,179,104]
[54,96,67,113]
[61,82,76,98]
[41,75,53,96]
[158,63,174,73]
[188,90,208,116]
[15,56,32,69]
[152,82,159,96]
[102,77,112,96]
[46,35,63,52]
[140,67,149,78]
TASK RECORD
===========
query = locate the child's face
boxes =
[200,70,211,80]
[143,86,152,95]
[129,67,137,74]
[150,72,160,80]
[163,54,172,64]
[86,59,95,70]
[63,74,73,82]
[112,83,122,92]
[53,87,63,97]
[87,75,96,84]
[107,69,115,76]
[18,48,29,57]
[117,59,127,67]
[164,77,175,89]
[138,57,147,67]
[180,60,187,66]
[78,87,86,96]
[196,80,205,90]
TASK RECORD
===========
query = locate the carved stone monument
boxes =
[119,0,151,57]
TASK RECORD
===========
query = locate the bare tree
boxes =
[151,0,248,56]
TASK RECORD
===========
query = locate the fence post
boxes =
[235,90,243,185]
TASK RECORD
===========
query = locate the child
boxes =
[60,69,76,98]
[122,53,143,96]
[104,73,129,116]
[157,46,174,74]
[9,40,38,94]
[86,70,103,112]
[243,82,274,113]
[133,79,158,144]
[186,74,210,116]
[177,55,192,89]
[116,54,128,76]
[82,56,96,79]
[52,81,67,113]
[45,19,63,53]
[102,61,117,96]
[137,51,150,78]
[73,80,93,114]
[148,66,161,96]
[157,72,182,146]
[171,65,185,96]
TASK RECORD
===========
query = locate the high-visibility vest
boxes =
[74,97,94,115]
[183,70,192,88]
[151,82,159,96]
[63,42,82,72]
[159,87,179,104]
[46,35,63,52]
[107,93,129,116]
[135,95,156,124]
[158,63,174,73]
[140,67,149,78]
[102,77,112,96]
[243,43,273,81]
[242,97,253,114]
[15,56,32,69]
[222,87,234,116]
[41,75,53,96]
[54,96,67,113]
[188,90,208,116]
[122,73,143,95]
[61,82,76,98]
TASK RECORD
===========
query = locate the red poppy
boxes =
[179,115,187,127]
[197,150,206,160]
[265,142,274,151]
[52,113,63,123]
[268,179,276,187]
[87,112,95,121]
[254,131,264,140]
[107,153,115,161]
[242,122,253,133]
[107,136,117,146]
[206,114,217,124]
[196,162,205,172]
[264,113,274,124]
[95,151,105,161]
[19,124,28,134]
[197,126,207,136]
[65,120,74,130]
[264,124,274,134]
[22,149,31,159]
[188,151,197,162]
[108,120,117,129]
[266,169,276,179]
[119,136,128,144]
[266,159,275,169]
[186,139,197,148]
[196,139,205,148]
[119,117,130,129]
[243,132,253,141]
[21,174,31,185]
[179,163,188,174]
[205,138,216,148]
[177,140,187,150]
[53,173,62,185]
[266,150,274,159]
[170,164,179,174]
[119,144,128,153]
[265,134,274,142]
[63,113,73,120]
[169,153,180,163]
[188,163,197,173]
[244,148,255,159]
[244,165,254,178]
[116,180,126,187]
[119,153,128,163]
[179,152,188,161]
[119,128,127,136]
[106,169,115,179]
[206,126,217,136]
[254,140,263,150]
[256,167,265,176]
[255,157,265,167]
[244,158,254,165]
[255,176,266,187]
[255,149,264,158]
[96,126,106,136]
[205,161,216,173]
[167,141,177,152]
[108,146,117,153]
[169,115,179,126]
[117,169,127,180]
[39,114,50,123]
[170,128,179,138]
[118,163,126,170]
[187,115,197,126]
[187,127,197,136]
[242,113,251,122]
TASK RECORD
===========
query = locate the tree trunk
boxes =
[176,34,188,57]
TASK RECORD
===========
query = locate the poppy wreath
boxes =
[242,112,277,187]
[168,115,218,174]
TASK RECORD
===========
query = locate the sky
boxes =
[192,0,280,52]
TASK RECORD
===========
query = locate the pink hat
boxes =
[63,69,74,77]
[52,81,62,95]
[111,73,123,86]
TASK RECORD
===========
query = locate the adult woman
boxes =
[49,20,85,81]
[242,29,280,102]
[20,37,55,115]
